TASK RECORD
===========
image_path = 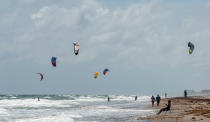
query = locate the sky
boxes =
[0,0,210,95]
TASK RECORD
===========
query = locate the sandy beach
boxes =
[137,96,210,122]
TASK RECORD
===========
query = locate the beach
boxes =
[137,96,210,122]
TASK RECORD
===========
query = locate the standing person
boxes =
[37,97,40,101]
[135,96,138,101]
[151,95,155,107]
[184,90,187,98]
[165,93,167,98]
[108,96,110,102]
[156,94,161,106]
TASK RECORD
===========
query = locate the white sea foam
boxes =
[13,114,75,122]
[0,99,79,109]
[0,108,9,116]
[0,95,154,121]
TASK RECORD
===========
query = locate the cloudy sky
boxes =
[0,0,210,95]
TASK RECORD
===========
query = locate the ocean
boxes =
[0,95,155,122]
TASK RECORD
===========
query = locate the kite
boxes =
[73,42,80,55]
[103,68,109,75]
[37,73,43,81]
[94,72,98,79]
[188,42,194,54]
[51,57,57,67]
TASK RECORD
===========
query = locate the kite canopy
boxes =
[188,42,194,54]
[103,68,109,75]
[73,42,80,55]
[94,72,98,79]
[37,73,43,81]
[51,57,57,67]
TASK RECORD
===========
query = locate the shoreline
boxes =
[137,96,210,122]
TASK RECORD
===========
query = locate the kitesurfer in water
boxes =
[108,96,110,102]
[135,96,138,101]
[38,97,40,101]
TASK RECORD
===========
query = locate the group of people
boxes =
[107,94,171,115]
[151,94,161,107]
[151,94,172,115]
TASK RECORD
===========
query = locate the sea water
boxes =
[0,95,155,122]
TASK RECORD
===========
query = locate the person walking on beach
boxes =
[135,96,138,101]
[151,95,155,107]
[184,90,187,98]
[156,94,161,106]
[157,100,171,115]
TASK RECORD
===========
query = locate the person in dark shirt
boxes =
[156,94,161,106]
[157,100,171,115]
[151,95,155,107]
[184,90,187,98]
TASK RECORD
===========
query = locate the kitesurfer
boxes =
[108,96,110,102]
[135,96,138,101]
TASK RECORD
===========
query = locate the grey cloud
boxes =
[0,0,210,94]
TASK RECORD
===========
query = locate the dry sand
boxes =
[137,96,210,122]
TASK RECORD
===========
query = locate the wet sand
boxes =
[137,96,210,122]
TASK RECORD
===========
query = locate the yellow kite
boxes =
[94,72,98,79]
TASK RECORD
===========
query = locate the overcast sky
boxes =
[0,0,210,95]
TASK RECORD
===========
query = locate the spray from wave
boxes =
[0,95,155,122]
